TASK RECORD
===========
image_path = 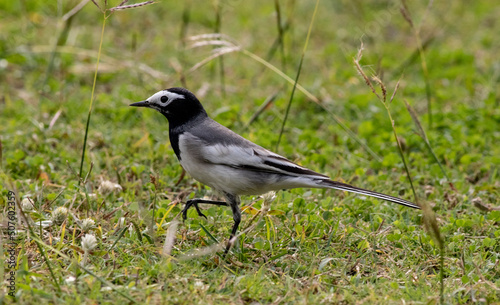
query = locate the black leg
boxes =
[181,194,242,257]
[182,198,227,220]
[223,193,241,257]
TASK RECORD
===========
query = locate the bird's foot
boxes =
[182,200,208,220]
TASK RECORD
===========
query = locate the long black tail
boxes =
[318,179,420,209]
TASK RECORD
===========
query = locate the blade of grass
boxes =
[41,0,90,97]
[275,0,320,151]
[393,35,435,77]
[149,174,158,241]
[401,0,434,129]
[243,91,279,130]
[264,21,290,69]
[254,19,290,86]
[108,227,128,251]
[214,0,225,96]
[199,223,219,244]
[78,15,106,180]
[157,202,179,232]
[177,0,191,87]
[79,1,156,180]
[274,0,286,70]
[67,161,94,213]
[405,100,454,189]
[179,1,190,47]
[386,79,418,201]
[131,221,143,243]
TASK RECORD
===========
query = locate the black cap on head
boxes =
[131,87,208,126]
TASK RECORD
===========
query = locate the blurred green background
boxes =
[0,0,499,304]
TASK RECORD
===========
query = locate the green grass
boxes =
[1,0,500,304]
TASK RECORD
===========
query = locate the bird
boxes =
[130,87,420,254]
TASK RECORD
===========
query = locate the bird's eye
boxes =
[160,96,168,103]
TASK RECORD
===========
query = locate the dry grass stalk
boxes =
[389,77,402,104]
[189,40,235,49]
[354,43,381,101]
[90,0,101,11]
[188,46,240,74]
[405,100,426,138]
[90,0,155,13]
[63,0,91,22]
[109,1,156,12]
[178,243,225,261]
[400,0,414,28]
[372,75,387,102]
[189,33,236,43]
[163,220,179,257]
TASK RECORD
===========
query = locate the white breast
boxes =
[178,133,234,193]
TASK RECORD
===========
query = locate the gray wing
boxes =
[188,118,328,179]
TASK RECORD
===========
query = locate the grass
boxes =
[276,0,319,150]
[1,0,500,304]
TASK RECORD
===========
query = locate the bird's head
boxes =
[130,87,207,125]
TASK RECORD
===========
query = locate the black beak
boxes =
[129,101,150,107]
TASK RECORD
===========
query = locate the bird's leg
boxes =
[182,199,228,220]
[223,194,241,257]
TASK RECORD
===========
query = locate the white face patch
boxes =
[147,90,185,109]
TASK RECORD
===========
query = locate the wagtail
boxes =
[130,87,420,254]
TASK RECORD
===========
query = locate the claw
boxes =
[181,206,189,221]
[181,201,192,221]
[193,203,208,219]
[182,200,207,220]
